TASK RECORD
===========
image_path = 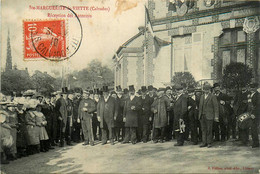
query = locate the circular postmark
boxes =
[27,5,83,61]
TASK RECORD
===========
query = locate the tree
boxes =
[31,70,56,95]
[69,59,114,90]
[1,69,33,95]
[171,72,197,87]
[222,62,253,90]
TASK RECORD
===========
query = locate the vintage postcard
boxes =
[0,0,260,173]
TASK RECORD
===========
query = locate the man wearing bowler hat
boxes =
[78,90,96,146]
[55,87,68,147]
[198,83,219,148]
[97,86,118,145]
[122,85,142,144]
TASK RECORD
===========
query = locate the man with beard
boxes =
[78,90,96,146]
[198,83,219,148]
[173,84,188,146]
[122,85,142,144]
[97,86,117,145]
[114,86,125,142]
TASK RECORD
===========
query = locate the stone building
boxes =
[113,0,260,89]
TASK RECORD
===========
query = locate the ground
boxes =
[1,140,260,173]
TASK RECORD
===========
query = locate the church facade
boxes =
[113,0,260,89]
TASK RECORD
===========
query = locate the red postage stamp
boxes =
[23,20,66,60]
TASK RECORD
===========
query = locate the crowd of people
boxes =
[0,82,259,165]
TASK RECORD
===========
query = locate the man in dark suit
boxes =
[173,84,188,146]
[114,86,125,142]
[248,83,260,148]
[198,83,219,148]
[187,85,198,145]
[233,86,249,143]
[97,86,117,145]
[122,85,142,144]
[165,86,174,141]
[139,86,153,143]
[55,88,68,147]
[212,83,230,141]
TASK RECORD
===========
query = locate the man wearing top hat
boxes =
[65,90,74,146]
[247,82,260,148]
[138,86,153,143]
[122,85,142,144]
[173,84,188,146]
[78,90,97,146]
[198,83,219,148]
[97,86,118,145]
[114,85,125,142]
[72,89,82,143]
[55,87,68,147]
[186,85,199,145]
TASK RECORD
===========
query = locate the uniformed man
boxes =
[97,86,117,145]
[78,90,96,146]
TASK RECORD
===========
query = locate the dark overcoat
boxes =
[97,96,117,128]
[123,96,142,128]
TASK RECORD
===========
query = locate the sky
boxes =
[1,0,145,77]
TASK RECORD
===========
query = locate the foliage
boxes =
[1,69,33,95]
[171,72,197,87]
[1,59,114,95]
[222,62,253,90]
[69,59,114,90]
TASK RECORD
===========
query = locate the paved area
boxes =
[1,140,260,173]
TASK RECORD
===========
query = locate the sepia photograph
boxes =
[0,0,260,173]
